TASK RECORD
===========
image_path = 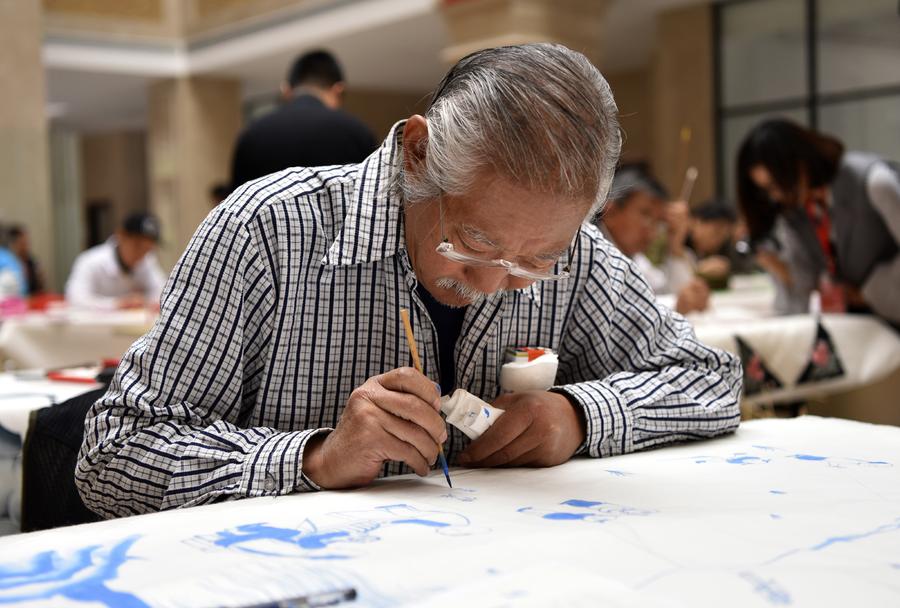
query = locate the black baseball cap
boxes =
[122,213,161,242]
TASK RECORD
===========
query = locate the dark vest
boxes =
[830,152,899,286]
[783,151,899,287]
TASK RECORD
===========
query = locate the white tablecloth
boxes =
[660,274,900,405]
[0,416,897,607]
[0,309,155,370]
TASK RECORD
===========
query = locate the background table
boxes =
[1,416,897,607]
[0,309,155,370]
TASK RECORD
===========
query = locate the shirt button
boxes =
[264,476,276,492]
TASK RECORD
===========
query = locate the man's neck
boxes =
[114,245,133,274]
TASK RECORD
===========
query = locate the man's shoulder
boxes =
[577,222,645,293]
[217,164,361,230]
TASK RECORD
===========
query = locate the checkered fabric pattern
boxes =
[76,122,742,518]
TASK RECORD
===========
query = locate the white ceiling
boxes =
[44,0,706,133]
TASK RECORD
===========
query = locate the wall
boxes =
[344,88,430,141]
[651,3,716,204]
[81,131,149,242]
[0,0,55,287]
[606,68,654,167]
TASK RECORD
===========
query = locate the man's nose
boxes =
[465,266,508,294]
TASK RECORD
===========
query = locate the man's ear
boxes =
[328,82,346,106]
[279,82,292,101]
[402,115,428,174]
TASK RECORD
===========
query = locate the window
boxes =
[715,0,900,200]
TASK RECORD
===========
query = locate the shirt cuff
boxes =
[240,428,332,496]
[551,381,633,458]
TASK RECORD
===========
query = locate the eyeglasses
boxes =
[434,201,576,282]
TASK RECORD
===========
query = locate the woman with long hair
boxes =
[736,119,900,325]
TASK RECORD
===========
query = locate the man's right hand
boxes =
[675,278,710,314]
[302,367,446,489]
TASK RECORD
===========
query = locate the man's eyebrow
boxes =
[459,223,500,248]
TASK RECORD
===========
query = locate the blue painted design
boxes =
[769,490,786,495]
[519,499,656,524]
[190,504,473,559]
[605,469,628,477]
[752,445,776,451]
[0,536,146,607]
[562,499,602,508]
[727,455,769,465]
[792,454,826,461]
[483,407,490,418]
[770,514,782,520]
[543,512,591,521]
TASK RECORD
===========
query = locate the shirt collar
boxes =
[323,120,406,267]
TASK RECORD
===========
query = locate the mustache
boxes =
[434,277,490,306]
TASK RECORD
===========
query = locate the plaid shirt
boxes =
[77,122,742,518]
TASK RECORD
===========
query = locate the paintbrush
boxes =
[399,308,452,488]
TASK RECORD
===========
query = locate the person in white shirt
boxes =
[596,165,710,314]
[65,213,166,310]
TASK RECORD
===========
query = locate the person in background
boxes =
[597,165,710,314]
[7,225,44,295]
[737,119,900,324]
[230,49,378,190]
[65,213,166,310]
[683,199,739,288]
[0,231,25,301]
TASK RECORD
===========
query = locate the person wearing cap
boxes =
[65,213,166,310]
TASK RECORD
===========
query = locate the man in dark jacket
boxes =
[230,50,377,190]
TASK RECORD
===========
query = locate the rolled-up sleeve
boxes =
[555,241,743,457]
[76,208,327,519]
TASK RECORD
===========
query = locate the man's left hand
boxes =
[457,391,586,468]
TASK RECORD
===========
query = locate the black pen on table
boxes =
[240,587,356,608]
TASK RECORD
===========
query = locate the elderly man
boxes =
[77,44,741,517]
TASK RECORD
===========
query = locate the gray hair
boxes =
[399,43,621,216]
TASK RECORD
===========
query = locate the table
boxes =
[659,274,900,406]
[0,309,156,370]
[1,416,897,607]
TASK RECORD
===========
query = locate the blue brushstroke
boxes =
[739,572,791,605]
[792,454,826,461]
[0,536,146,607]
[390,519,450,528]
[766,517,900,565]
[769,490,786,495]
[727,455,769,465]
[605,469,628,477]
[562,499,602,508]
[770,514,782,520]
[752,445,776,451]
[543,512,591,521]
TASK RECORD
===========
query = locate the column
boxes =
[652,4,716,203]
[147,77,242,270]
[0,0,55,287]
